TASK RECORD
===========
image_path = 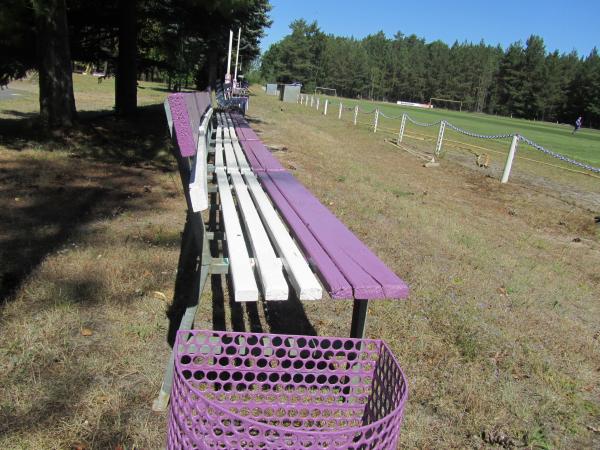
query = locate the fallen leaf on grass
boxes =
[80,328,93,336]
[153,291,167,301]
[497,286,507,296]
[587,425,600,433]
[71,442,88,450]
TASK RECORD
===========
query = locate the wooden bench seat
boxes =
[230,112,409,300]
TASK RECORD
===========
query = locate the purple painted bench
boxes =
[229,112,409,304]
[154,91,410,412]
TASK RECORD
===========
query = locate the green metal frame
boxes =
[153,114,223,411]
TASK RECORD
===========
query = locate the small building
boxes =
[279,83,302,103]
[265,83,278,96]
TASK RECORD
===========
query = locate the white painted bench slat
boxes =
[215,117,224,169]
[223,141,239,173]
[188,108,213,212]
[243,171,323,300]
[215,168,259,302]
[215,140,224,170]
[230,170,288,300]
[232,140,251,172]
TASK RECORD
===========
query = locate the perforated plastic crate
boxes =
[167,330,408,449]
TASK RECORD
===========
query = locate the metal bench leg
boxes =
[152,266,209,412]
[350,299,369,339]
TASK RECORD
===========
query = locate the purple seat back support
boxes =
[193,91,211,119]
[167,91,211,158]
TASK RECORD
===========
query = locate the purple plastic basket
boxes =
[167,330,408,449]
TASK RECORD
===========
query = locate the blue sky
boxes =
[260,0,599,57]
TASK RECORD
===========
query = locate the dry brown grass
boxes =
[246,92,600,449]
[1,79,599,449]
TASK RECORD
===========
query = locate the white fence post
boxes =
[373,109,379,133]
[338,102,343,119]
[316,97,320,110]
[323,99,328,115]
[353,105,358,125]
[310,96,314,108]
[434,120,446,156]
[501,135,519,183]
[397,113,407,144]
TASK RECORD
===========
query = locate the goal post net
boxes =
[430,97,463,111]
[315,86,337,97]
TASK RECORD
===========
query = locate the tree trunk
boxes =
[34,0,76,128]
[115,0,137,116]
[208,48,218,90]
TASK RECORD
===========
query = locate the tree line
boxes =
[261,20,600,128]
[0,0,270,128]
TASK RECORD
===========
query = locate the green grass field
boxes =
[315,95,600,166]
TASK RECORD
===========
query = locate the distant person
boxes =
[572,116,583,134]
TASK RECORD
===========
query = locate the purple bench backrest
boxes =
[167,90,212,158]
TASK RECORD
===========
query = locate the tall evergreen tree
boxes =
[522,35,548,119]
[495,42,526,117]
[261,19,600,127]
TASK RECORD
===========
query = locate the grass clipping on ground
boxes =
[1,78,599,449]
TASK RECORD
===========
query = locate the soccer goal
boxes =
[315,86,337,96]
[430,97,462,112]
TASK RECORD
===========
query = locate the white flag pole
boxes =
[234,28,241,83]
[226,30,233,82]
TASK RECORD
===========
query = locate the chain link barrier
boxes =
[519,136,600,174]
[405,115,441,127]
[444,121,515,140]
[313,104,600,175]
[379,112,405,120]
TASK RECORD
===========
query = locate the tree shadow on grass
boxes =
[0,104,173,308]
[0,104,174,171]
[0,270,164,448]
[138,85,172,93]
[0,103,179,447]
[0,110,39,119]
